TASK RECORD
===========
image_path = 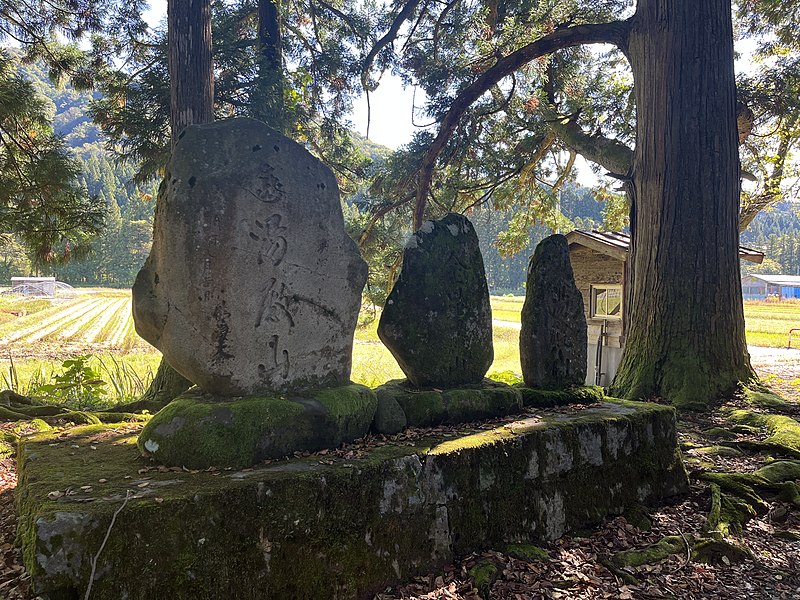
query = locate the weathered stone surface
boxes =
[17,401,688,600]
[132,118,367,396]
[378,213,493,387]
[137,385,378,469]
[372,394,407,435]
[520,234,587,389]
[375,379,522,427]
[517,385,604,408]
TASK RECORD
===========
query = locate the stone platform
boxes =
[17,400,687,600]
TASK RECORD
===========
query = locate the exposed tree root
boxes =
[0,389,152,457]
[693,460,800,535]
[725,409,800,457]
[606,533,751,572]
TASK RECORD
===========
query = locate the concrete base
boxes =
[17,400,687,600]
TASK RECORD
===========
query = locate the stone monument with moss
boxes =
[374,213,522,429]
[133,118,375,468]
[516,234,599,407]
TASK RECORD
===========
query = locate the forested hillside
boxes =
[741,201,800,275]
[1,56,158,286]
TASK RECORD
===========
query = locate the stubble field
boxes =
[1,290,798,401]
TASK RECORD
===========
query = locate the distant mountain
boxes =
[19,57,104,151]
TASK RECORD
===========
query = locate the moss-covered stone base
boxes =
[17,400,687,600]
[373,378,522,427]
[137,384,377,469]
[516,385,604,408]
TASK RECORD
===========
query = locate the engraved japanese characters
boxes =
[132,119,368,395]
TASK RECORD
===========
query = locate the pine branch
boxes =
[413,18,632,227]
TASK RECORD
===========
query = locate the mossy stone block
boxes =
[138,384,377,468]
[17,400,688,600]
[516,385,604,408]
[374,378,522,427]
[372,395,407,435]
[441,384,521,423]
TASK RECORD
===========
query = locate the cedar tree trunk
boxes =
[167,0,214,144]
[252,0,285,130]
[610,0,755,408]
[140,0,214,405]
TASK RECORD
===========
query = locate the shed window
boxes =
[590,285,622,318]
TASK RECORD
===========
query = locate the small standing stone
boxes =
[519,234,587,389]
[132,118,367,396]
[378,213,493,388]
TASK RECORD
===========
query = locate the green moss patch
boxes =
[0,432,16,458]
[138,384,378,469]
[468,559,499,597]
[505,543,549,562]
[373,378,522,427]
[622,504,653,531]
[515,385,604,408]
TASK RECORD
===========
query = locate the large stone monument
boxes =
[374,214,522,428]
[133,118,375,467]
[133,118,367,396]
[377,213,493,388]
[519,234,587,389]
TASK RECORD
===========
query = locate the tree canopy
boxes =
[0,51,103,263]
[0,0,149,263]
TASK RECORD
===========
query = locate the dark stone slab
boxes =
[374,378,523,427]
[378,213,493,388]
[520,234,587,389]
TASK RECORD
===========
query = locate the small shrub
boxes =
[33,354,109,410]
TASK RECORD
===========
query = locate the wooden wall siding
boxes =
[569,246,625,346]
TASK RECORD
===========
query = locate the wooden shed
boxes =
[565,231,764,386]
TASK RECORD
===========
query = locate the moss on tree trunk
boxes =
[611,0,755,409]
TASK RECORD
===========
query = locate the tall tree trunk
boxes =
[611,0,755,408]
[252,0,285,130]
[168,0,214,144]
[140,0,214,406]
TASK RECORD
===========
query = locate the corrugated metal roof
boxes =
[747,274,800,287]
[567,230,765,263]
